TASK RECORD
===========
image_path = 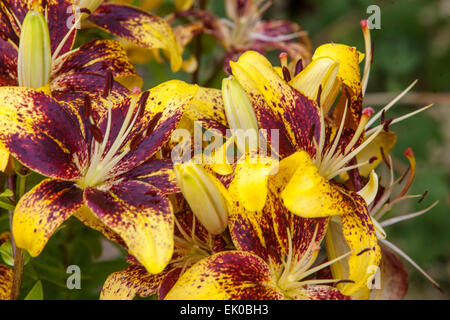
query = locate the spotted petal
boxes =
[89,3,182,72]
[0,38,17,85]
[325,193,381,296]
[13,179,84,257]
[84,180,174,274]
[288,285,350,300]
[229,169,328,270]
[0,264,13,300]
[165,251,283,300]
[122,159,179,195]
[230,50,320,157]
[0,87,87,180]
[101,264,167,300]
[51,39,142,90]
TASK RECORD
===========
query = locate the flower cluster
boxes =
[0,0,441,300]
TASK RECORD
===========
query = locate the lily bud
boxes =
[175,162,229,235]
[17,10,52,88]
[76,0,103,14]
[290,57,340,113]
[222,76,259,133]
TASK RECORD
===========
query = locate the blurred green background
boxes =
[1,0,448,299]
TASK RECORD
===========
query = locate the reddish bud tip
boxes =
[404,147,414,158]
[362,107,375,117]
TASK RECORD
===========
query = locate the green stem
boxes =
[8,171,27,300]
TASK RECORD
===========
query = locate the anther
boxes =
[294,58,303,76]
[369,156,378,164]
[418,190,428,204]
[316,84,322,108]
[282,66,291,82]
[89,124,103,143]
[102,71,114,98]
[83,95,92,120]
[356,248,371,256]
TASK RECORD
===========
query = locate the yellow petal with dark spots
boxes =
[13,179,84,257]
[89,3,182,72]
[0,264,13,300]
[165,251,283,300]
[356,131,397,177]
[84,180,174,274]
[101,264,167,300]
[0,145,9,172]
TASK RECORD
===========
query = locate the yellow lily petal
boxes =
[232,153,277,212]
[101,264,166,300]
[357,170,378,206]
[84,180,174,274]
[89,3,182,72]
[280,151,350,218]
[0,145,9,172]
[290,57,341,113]
[313,43,363,96]
[13,179,84,257]
[356,131,397,177]
[165,251,283,300]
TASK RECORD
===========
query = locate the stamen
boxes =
[380,201,439,227]
[395,148,416,200]
[282,66,291,82]
[83,94,92,120]
[365,80,418,129]
[102,71,114,98]
[360,20,372,96]
[418,190,428,203]
[380,239,443,292]
[89,124,103,143]
[279,52,288,69]
[294,58,303,76]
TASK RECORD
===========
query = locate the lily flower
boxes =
[164,173,368,300]
[0,0,141,171]
[173,0,312,72]
[0,78,198,274]
[100,210,228,300]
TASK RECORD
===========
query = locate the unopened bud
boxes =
[17,10,52,88]
[222,76,259,134]
[175,162,229,235]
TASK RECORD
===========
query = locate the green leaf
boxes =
[24,280,43,300]
[0,241,14,266]
[0,201,15,211]
[0,189,13,198]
